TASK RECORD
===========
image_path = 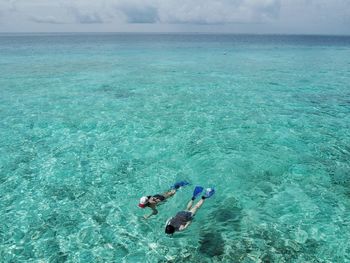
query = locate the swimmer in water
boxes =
[165,187,215,235]
[138,181,189,219]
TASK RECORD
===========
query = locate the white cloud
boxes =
[278,0,350,34]
[113,0,281,24]
[116,4,158,23]
[0,0,349,34]
[163,0,281,24]
[29,15,65,24]
[67,6,105,24]
[0,0,17,15]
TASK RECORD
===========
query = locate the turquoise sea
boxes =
[1,33,350,262]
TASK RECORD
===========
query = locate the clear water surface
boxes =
[1,33,350,262]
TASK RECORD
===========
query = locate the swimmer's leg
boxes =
[186,199,194,210]
[186,186,204,211]
[189,188,215,215]
[189,198,205,215]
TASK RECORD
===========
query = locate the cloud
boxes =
[1,0,18,12]
[0,0,350,34]
[0,0,18,24]
[66,6,105,24]
[278,0,350,33]
[166,0,281,24]
[29,15,65,24]
[74,12,104,24]
[114,0,281,25]
[118,5,158,23]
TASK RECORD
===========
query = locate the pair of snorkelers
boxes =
[138,181,215,235]
[138,181,189,219]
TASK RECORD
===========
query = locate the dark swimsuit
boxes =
[145,194,165,207]
[152,194,165,201]
[167,211,193,231]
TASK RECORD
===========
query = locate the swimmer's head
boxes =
[165,225,175,235]
[138,196,149,208]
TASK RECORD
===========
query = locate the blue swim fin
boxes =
[192,186,204,200]
[203,188,215,199]
[171,181,189,190]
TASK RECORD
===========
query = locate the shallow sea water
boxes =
[1,33,350,262]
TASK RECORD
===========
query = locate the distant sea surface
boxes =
[1,33,350,262]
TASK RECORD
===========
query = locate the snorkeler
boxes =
[165,186,215,235]
[138,181,189,219]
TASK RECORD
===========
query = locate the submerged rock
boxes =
[100,84,134,99]
[331,165,350,186]
[215,206,242,223]
[209,196,243,231]
[198,230,225,257]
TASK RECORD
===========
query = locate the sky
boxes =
[0,0,349,35]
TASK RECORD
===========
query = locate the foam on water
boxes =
[1,34,350,262]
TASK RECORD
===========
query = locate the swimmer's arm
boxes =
[144,207,158,219]
[179,222,191,231]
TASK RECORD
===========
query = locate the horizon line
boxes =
[0,32,350,37]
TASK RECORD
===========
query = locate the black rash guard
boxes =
[167,211,193,231]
